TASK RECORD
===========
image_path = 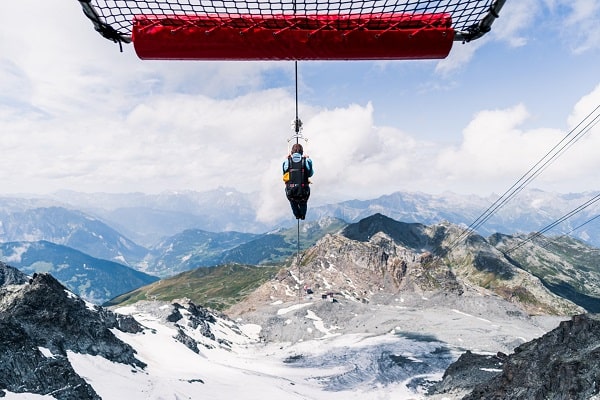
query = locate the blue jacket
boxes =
[283,153,313,177]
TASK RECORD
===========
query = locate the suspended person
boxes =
[282,143,313,220]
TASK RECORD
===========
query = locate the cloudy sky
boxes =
[1,0,599,221]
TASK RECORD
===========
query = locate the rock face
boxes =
[0,262,27,286]
[430,313,600,399]
[229,213,581,317]
[0,262,144,399]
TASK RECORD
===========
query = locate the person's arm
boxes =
[305,158,314,177]
[282,159,288,174]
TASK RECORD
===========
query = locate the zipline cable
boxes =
[294,60,301,301]
[537,213,600,250]
[504,191,600,254]
[447,103,600,251]
[562,214,600,237]
[297,217,301,300]
[292,0,302,301]
[452,104,600,246]
[295,61,300,141]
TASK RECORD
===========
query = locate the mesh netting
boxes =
[78,0,506,60]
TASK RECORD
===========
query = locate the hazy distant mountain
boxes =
[0,206,149,266]
[148,229,261,276]
[0,241,158,304]
[219,217,347,265]
[311,189,600,247]
[3,189,599,250]
[146,217,347,277]
[2,189,599,287]
[48,188,267,245]
[63,188,600,250]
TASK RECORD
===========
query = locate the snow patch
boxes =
[239,324,262,340]
[277,302,312,316]
[452,309,491,323]
[481,368,503,373]
[1,392,54,399]
[38,347,55,358]
[305,309,340,338]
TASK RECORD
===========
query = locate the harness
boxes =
[285,156,310,201]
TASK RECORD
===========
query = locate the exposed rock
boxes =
[428,350,507,397]
[184,302,216,341]
[0,319,101,400]
[175,327,200,353]
[464,313,600,400]
[0,270,145,399]
[187,301,217,324]
[430,313,600,400]
[171,301,218,349]
[228,215,579,318]
[166,305,183,322]
[0,262,27,286]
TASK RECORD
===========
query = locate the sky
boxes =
[1,0,600,222]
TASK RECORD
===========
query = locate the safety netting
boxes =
[78,0,506,60]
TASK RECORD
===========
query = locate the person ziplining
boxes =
[75,0,507,292]
[283,142,313,220]
[282,61,313,221]
[76,1,508,223]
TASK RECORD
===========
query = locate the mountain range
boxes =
[1,188,599,309]
[0,205,148,266]
[114,213,600,317]
[2,232,599,399]
[0,240,158,304]
[3,188,599,248]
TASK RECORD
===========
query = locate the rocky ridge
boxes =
[228,214,582,319]
[0,262,143,399]
[430,313,600,399]
[1,258,256,399]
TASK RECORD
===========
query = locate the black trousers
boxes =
[289,200,308,219]
[285,185,310,219]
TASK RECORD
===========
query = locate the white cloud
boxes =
[568,83,600,128]
[435,40,482,75]
[435,94,600,195]
[1,0,599,224]
[437,105,560,186]
[564,0,600,53]
[542,0,600,53]
[492,0,540,47]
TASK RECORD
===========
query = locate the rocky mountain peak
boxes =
[229,215,582,317]
[228,221,464,318]
[431,313,600,399]
[0,266,144,399]
[0,261,28,286]
[341,213,430,248]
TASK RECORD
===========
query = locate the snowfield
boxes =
[56,296,565,400]
[76,304,427,399]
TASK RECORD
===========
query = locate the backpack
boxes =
[285,156,310,201]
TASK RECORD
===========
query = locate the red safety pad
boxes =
[132,13,454,60]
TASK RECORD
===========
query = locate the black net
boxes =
[79,0,506,46]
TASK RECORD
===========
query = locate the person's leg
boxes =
[298,201,308,220]
[290,201,302,219]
